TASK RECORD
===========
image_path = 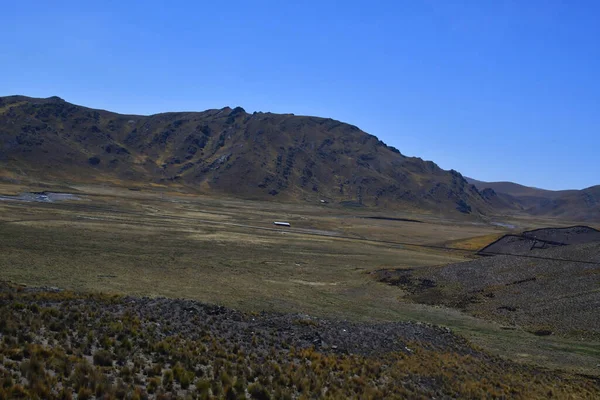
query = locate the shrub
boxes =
[173,363,186,383]
[70,361,95,391]
[248,382,271,400]
[6,385,29,399]
[162,369,174,388]
[56,388,73,400]
[180,371,192,389]
[147,377,160,394]
[196,379,211,398]
[93,350,113,367]
[1,376,13,389]
[119,366,132,383]
[77,387,93,400]
[224,385,238,400]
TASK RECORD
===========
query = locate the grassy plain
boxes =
[1,182,599,376]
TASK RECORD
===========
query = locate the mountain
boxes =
[467,178,600,221]
[527,185,600,221]
[0,95,492,215]
[466,178,576,202]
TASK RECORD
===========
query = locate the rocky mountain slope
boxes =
[0,95,491,215]
[467,177,600,221]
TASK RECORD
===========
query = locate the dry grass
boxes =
[1,283,599,399]
[443,233,506,251]
[0,182,599,376]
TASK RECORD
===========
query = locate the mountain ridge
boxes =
[465,177,579,198]
[2,95,598,220]
[0,95,492,216]
[467,177,600,222]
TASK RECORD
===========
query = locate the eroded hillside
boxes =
[0,96,493,215]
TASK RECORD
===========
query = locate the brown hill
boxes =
[465,178,576,200]
[467,177,600,221]
[0,95,491,215]
[527,185,600,221]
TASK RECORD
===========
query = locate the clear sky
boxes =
[1,1,598,190]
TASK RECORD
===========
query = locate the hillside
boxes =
[465,178,575,199]
[527,185,600,221]
[0,95,491,215]
[377,240,600,339]
[1,282,599,399]
[467,177,599,221]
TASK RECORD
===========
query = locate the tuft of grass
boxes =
[92,350,113,367]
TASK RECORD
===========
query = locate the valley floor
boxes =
[0,182,599,388]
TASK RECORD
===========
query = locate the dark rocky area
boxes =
[376,239,600,339]
[478,226,600,256]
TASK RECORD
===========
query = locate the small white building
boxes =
[273,221,291,227]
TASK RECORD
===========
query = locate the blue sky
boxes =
[1,1,598,190]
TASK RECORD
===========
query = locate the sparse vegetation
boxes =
[0,180,599,399]
[0,282,598,399]
[378,240,600,341]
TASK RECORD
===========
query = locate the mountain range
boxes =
[466,178,600,222]
[0,95,597,221]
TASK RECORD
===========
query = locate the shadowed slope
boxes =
[467,177,600,221]
[0,95,493,215]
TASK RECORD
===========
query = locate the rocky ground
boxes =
[1,282,599,399]
[478,226,600,256]
[377,240,600,340]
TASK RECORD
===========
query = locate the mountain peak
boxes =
[46,96,65,102]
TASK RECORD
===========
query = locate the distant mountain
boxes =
[467,178,600,222]
[0,95,493,216]
[466,178,576,200]
[527,185,600,221]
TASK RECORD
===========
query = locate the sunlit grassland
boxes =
[1,183,599,375]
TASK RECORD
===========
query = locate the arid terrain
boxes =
[2,282,599,399]
[0,95,491,216]
[2,95,599,220]
[1,181,600,398]
[2,96,600,398]
[377,240,600,340]
[3,0,600,395]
